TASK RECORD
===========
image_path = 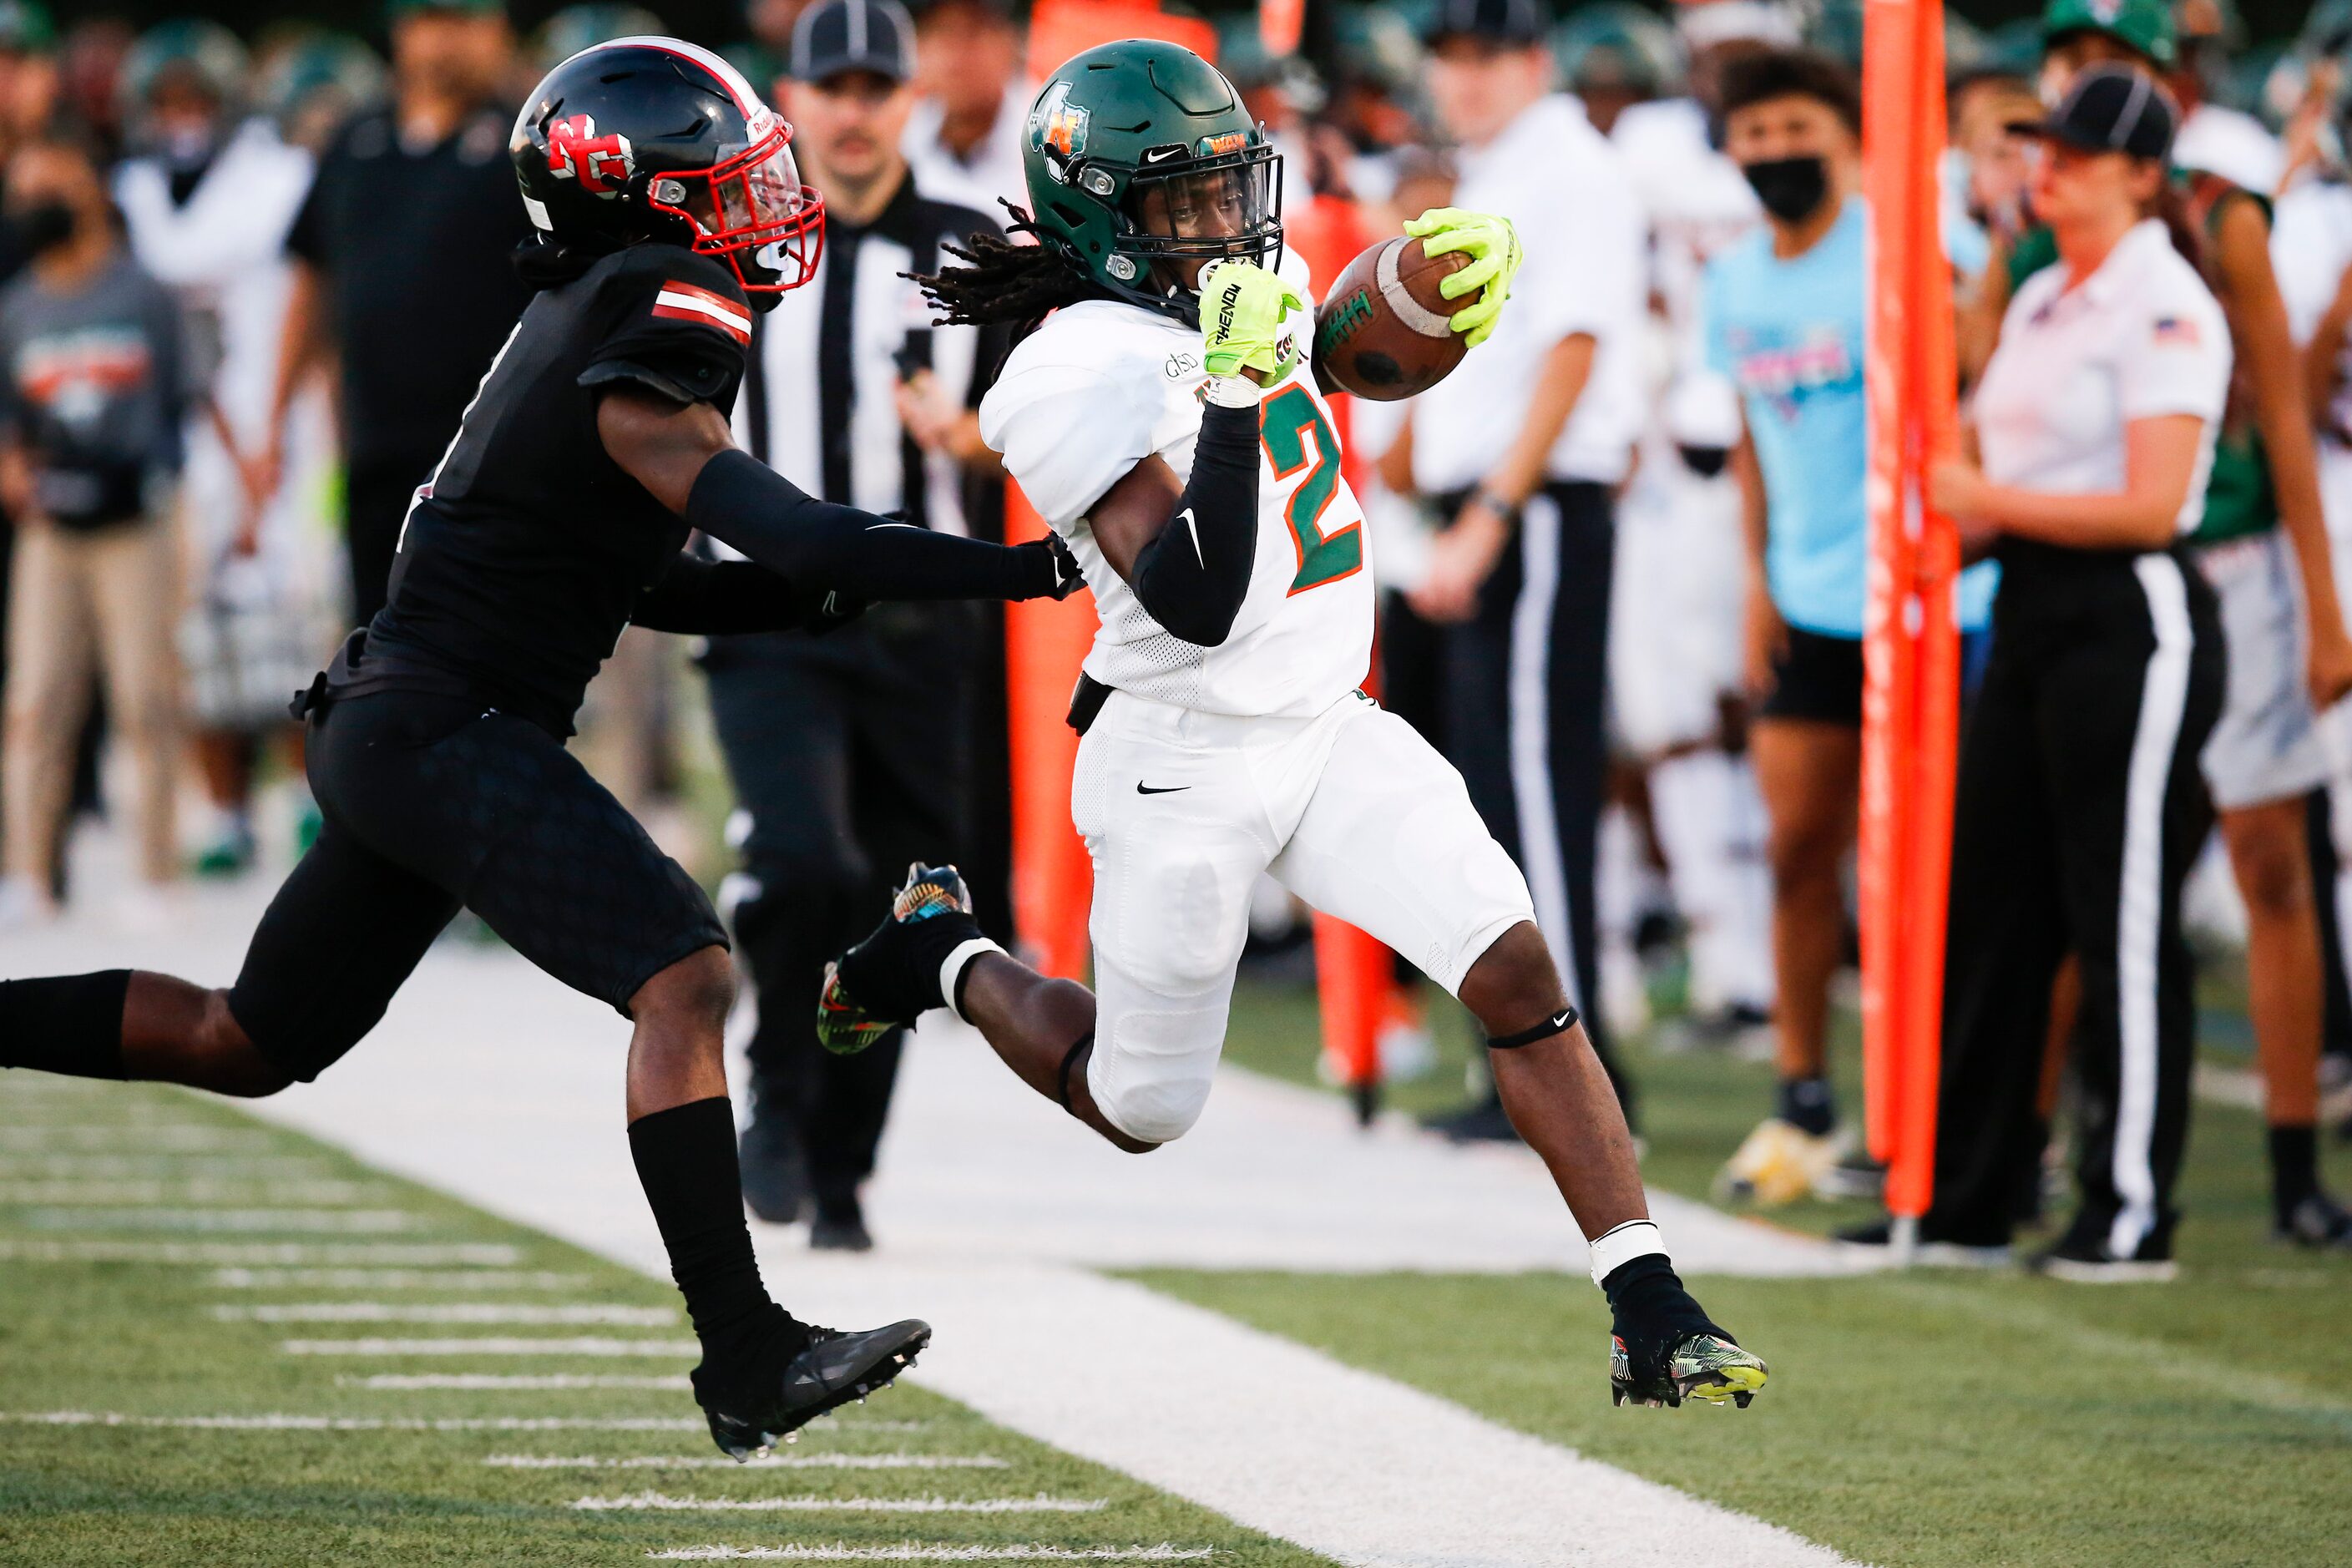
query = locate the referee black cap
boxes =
[791,0,916,83]
[2009,63,2177,162]
[1423,0,1554,48]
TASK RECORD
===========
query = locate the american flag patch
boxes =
[651,281,752,346]
[2152,315,2202,348]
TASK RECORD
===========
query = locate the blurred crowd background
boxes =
[8,0,2352,1252]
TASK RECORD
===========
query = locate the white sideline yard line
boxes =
[280,1336,700,1357]
[488,1454,1007,1470]
[216,1268,592,1291]
[574,1495,1108,1515]
[0,1180,386,1204]
[0,1240,519,1265]
[646,1548,1214,1562]
[342,1373,690,1390]
[24,1207,422,1233]
[0,1410,708,1431]
[219,1302,676,1325]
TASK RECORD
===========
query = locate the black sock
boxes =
[1778,1075,1835,1137]
[0,972,132,1080]
[2269,1123,2319,1222]
[628,1097,807,1404]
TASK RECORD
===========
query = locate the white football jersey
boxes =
[979,248,1373,718]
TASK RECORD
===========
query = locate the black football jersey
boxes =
[353,243,753,736]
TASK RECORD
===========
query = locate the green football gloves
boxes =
[1198,258,1305,383]
[1403,207,1524,350]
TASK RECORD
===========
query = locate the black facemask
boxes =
[7,202,76,258]
[1678,444,1731,479]
[1741,155,1831,224]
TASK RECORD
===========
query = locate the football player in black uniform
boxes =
[0,38,1079,1458]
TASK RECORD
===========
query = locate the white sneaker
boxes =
[1714,1117,1849,1207]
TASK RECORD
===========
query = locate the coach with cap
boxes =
[701,0,1006,1251]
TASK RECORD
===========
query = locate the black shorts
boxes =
[227,689,726,1082]
[1758,625,1864,727]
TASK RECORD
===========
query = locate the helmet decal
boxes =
[546,114,635,196]
[1029,80,1090,180]
[1194,131,1249,157]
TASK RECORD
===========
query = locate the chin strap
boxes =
[1485,1004,1580,1051]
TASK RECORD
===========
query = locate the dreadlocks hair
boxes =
[910,202,1105,338]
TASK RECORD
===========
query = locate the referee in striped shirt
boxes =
[702,0,1007,1251]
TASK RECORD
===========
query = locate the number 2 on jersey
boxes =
[1261,383,1361,594]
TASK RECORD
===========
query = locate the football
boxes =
[1316,235,1475,401]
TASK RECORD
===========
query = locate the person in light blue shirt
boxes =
[1697,45,1992,1205]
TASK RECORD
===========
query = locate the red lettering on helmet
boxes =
[547,114,635,196]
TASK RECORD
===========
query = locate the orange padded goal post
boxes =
[1859,0,1963,1227]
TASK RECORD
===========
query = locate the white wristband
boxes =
[1586,1219,1667,1287]
[940,937,1005,1024]
[1201,373,1263,408]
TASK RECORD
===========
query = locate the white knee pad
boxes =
[1086,1004,1222,1145]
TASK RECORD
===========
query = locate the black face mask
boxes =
[1678,444,1731,479]
[7,202,76,258]
[1742,155,1831,224]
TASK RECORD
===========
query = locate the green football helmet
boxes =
[2040,0,2176,69]
[1019,38,1283,325]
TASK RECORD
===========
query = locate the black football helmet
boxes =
[511,35,824,296]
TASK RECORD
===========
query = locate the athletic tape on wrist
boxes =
[940,938,1004,1025]
[1201,374,1264,408]
[1587,1219,1667,1288]
[1486,1004,1579,1050]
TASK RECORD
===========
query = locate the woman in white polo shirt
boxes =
[1909,65,2229,1280]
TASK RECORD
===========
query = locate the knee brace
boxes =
[1086,1010,1217,1145]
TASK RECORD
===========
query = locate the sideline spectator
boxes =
[706,0,1006,1251]
[1407,0,1648,1138]
[0,131,186,927]
[115,21,333,878]
[1703,48,1995,1205]
[266,0,527,631]
[901,0,1028,212]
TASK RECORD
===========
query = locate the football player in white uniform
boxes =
[815,39,1768,1411]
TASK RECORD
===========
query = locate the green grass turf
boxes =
[0,1075,1329,1568]
[1174,973,2352,1566]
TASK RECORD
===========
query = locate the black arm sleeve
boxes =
[1126,399,1261,646]
[684,448,1064,603]
[631,552,808,635]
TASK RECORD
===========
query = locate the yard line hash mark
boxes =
[575,1495,1108,1515]
[219,1302,676,1326]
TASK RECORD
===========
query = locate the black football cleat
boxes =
[817,864,987,1055]
[700,1318,932,1460]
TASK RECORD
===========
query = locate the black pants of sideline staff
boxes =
[701,604,983,1218]
[1926,543,2224,1257]
[1432,481,1627,1110]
